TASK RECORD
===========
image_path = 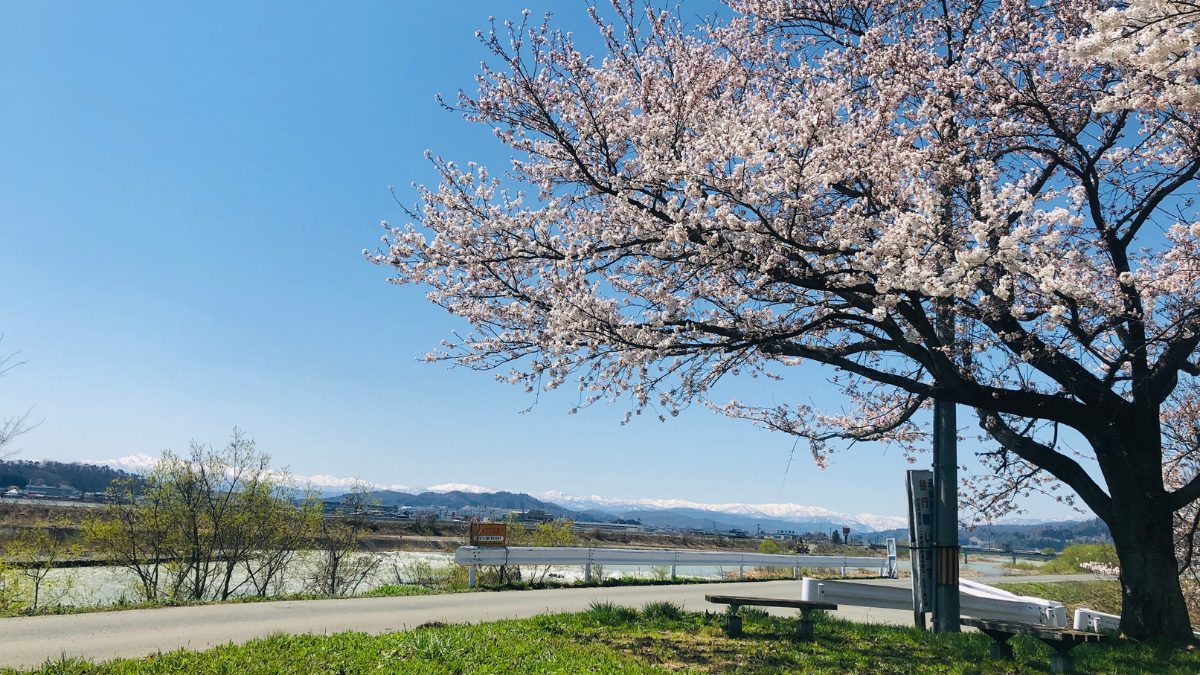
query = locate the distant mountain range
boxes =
[67,455,1100,541]
[340,487,1109,546]
[539,492,908,533]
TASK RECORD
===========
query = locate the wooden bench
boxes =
[705,594,837,640]
[960,617,1113,674]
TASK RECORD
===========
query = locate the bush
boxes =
[758,538,783,555]
[641,601,684,621]
[392,558,466,589]
[1042,544,1119,574]
[587,600,639,625]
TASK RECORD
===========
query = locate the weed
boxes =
[587,600,639,625]
[641,601,684,621]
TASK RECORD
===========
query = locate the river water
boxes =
[37,552,742,608]
[33,551,1028,609]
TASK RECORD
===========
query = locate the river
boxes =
[30,551,1029,609]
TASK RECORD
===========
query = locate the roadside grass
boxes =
[9,606,1198,674]
[4,584,446,618]
[994,580,1122,616]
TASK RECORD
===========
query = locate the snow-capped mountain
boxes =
[537,490,907,533]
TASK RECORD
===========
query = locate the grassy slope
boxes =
[8,606,1197,674]
[994,580,1122,616]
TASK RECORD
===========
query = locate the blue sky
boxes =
[0,1,1084,520]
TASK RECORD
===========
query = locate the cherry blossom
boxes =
[371,0,1200,642]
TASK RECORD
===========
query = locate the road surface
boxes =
[0,574,1096,670]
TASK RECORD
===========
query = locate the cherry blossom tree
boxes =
[1074,0,1200,112]
[371,0,1200,641]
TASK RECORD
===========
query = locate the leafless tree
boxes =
[0,342,38,459]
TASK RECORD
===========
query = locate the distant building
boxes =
[510,509,554,525]
[24,484,81,499]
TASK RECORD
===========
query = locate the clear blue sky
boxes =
[0,1,1082,519]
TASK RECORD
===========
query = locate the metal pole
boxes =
[932,395,960,632]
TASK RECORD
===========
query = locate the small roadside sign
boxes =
[469,522,507,547]
[906,469,935,616]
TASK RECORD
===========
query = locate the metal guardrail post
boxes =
[468,565,476,588]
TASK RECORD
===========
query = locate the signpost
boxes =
[906,469,934,629]
[469,522,507,547]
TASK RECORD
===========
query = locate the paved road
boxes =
[0,574,1096,670]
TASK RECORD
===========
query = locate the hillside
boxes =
[0,459,140,493]
[336,489,597,521]
[873,518,1112,551]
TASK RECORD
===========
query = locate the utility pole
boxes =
[931,304,960,632]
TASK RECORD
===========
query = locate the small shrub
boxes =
[758,538,783,554]
[587,600,638,625]
[641,601,684,621]
[1042,544,1119,574]
[392,558,467,589]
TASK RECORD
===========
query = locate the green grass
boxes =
[361,584,442,598]
[994,580,1122,616]
[8,606,1198,674]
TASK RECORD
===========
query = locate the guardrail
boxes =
[1073,607,1200,641]
[454,543,897,587]
[800,577,1068,626]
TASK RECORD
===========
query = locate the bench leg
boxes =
[796,619,814,641]
[978,630,1015,660]
[725,613,743,638]
[989,641,1014,660]
[1049,652,1074,674]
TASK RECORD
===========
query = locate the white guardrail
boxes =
[801,577,1069,626]
[454,545,897,587]
[1073,608,1200,640]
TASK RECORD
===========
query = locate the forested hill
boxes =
[342,489,593,520]
[0,459,139,493]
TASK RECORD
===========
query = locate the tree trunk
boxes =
[1108,482,1194,643]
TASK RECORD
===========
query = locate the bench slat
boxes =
[960,617,1110,645]
[705,594,837,611]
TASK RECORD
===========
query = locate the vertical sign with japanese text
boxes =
[906,470,934,613]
